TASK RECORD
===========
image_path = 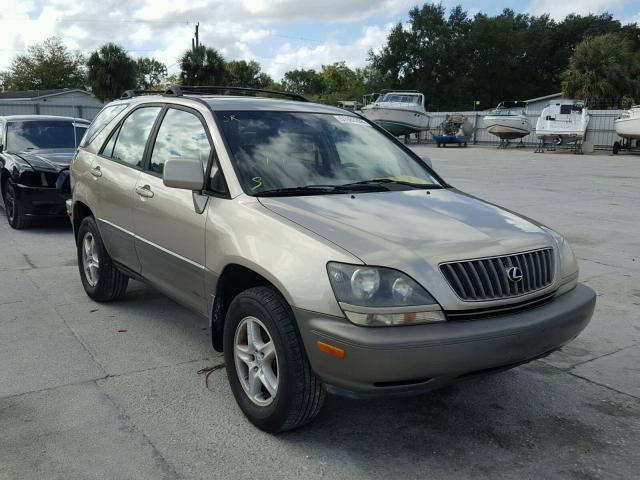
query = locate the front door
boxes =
[133,107,212,314]
[92,106,162,273]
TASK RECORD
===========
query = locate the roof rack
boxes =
[164,85,309,102]
[120,90,163,99]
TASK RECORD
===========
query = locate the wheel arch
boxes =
[0,168,8,198]
[72,201,94,243]
[210,263,290,352]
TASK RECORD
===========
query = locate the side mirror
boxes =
[163,158,205,190]
[420,155,432,168]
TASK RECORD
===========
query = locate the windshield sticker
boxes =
[333,115,371,126]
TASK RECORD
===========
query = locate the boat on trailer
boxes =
[360,90,430,136]
[613,106,640,154]
[483,101,531,146]
[535,100,590,153]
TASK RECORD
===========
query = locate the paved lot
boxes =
[1,146,639,479]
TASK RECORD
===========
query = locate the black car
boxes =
[0,115,89,228]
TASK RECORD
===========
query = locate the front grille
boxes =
[440,248,554,301]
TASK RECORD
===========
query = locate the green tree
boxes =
[282,68,324,94]
[179,45,225,85]
[561,33,640,107]
[135,57,167,90]
[369,5,640,110]
[224,60,272,88]
[87,43,136,101]
[1,37,85,90]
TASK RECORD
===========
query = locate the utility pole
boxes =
[192,22,199,50]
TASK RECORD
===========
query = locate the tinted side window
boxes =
[110,107,161,167]
[80,104,128,147]
[149,108,211,175]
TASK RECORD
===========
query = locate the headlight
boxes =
[327,262,445,326]
[543,227,579,296]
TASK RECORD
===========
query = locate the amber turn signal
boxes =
[316,341,345,359]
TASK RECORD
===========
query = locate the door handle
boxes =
[90,165,102,177]
[135,185,154,198]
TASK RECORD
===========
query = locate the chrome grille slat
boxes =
[441,248,554,301]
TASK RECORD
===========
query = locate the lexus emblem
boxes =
[506,266,523,282]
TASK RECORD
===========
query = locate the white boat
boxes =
[614,106,640,140]
[483,101,531,140]
[535,100,589,144]
[360,91,429,136]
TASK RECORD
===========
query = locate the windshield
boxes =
[6,120,88,152]
[490,108,524,116]
[378,94,420,104]
[216,111,441,195]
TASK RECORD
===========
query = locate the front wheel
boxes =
[3,180,29,229]
[224,286,325,433]
[77,216,128,301]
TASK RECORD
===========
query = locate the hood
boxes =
[16,149,76,172]
[259,189,553,296]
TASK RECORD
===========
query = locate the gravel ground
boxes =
[1,145,639,479]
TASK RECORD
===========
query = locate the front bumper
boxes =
[14,182,70,217]
[295,283,595,396]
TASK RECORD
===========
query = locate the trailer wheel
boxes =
[613,141,620,155]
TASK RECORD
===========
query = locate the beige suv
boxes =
[70,87,595,433]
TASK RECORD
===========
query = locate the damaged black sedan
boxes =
[0,115,89,228]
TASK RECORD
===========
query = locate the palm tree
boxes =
[87,43,136,101]
[561,33,640,108]
[179,45,226,86]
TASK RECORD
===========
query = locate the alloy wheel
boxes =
[82,232,100,287]
[234,316,279,406]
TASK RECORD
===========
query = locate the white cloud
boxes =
[526,0,626,20]
[0,0,406,79]
[264,23,394,79]
[623,11,640,25]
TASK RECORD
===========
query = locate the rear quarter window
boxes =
[80,104,128,147]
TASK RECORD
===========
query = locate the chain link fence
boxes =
[405,109,625,150]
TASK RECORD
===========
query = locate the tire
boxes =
[77,216,128,301]
[613,141,620,155]
[3,179,29,229]
[554,136,563,146]
[224,286,325,433]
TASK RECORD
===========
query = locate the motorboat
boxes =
[337,100,362,112]
[614,106,640,140]
[612,106,640,153]
[360,91,430,136]
[535,100,589,144]
[483,101,531,140]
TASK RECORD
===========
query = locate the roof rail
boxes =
[120,90,163,99]
[164,85,309,102]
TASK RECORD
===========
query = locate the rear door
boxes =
[91,105,162,273]
[133,106,212,313]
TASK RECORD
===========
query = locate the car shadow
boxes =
[274,367,617,477]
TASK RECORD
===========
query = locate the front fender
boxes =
[205,195,361,318]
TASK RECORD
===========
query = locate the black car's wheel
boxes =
[77,216,128,301]
[3,180,29,229]
[224,286,325,433]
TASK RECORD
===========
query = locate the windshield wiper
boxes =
[342,178,441,189]
[255,183,387,197]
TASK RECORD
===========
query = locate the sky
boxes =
[0,0,638,80]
